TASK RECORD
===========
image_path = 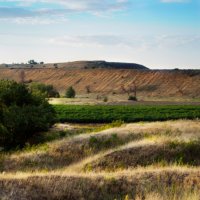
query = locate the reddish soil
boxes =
[0,68,199,98]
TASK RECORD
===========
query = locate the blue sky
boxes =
[0,0,199,69]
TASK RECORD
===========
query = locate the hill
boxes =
[0,67,199,99]
[0,60,149,70]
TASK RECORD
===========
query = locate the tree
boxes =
[45,84,60,98]
[0,80,32,106]
[0,80,56,149]
[30,83,60,98]
[65,86,76,98]
[28,60,37,65]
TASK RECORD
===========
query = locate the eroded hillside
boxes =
[0,68,199,98]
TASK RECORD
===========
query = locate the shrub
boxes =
[65,86,76,98]
[30,83,60,98]
[0,80,56,149]
[128,95,137,101]
[103,96,108,102]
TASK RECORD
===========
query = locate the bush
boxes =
[0,80,33,106]
[30,83,60,98]
[103,96,108,102]
[0,80,56,149]
[65,86,76,98]
[128,96,137,101]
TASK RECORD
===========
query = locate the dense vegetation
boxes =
[0,80,56,149]
[30,82,60,98]
[54,105,200,123]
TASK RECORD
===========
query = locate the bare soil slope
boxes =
[0,68,199,98]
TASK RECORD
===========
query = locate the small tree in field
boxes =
[65,86,76,98]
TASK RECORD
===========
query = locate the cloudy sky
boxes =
[0,0,199,69]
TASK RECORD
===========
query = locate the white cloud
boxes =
[0,16,68,24]
[0,0,130,24]
[48,34,136,48]
[1,33,200,68]
[48,34,200,51]
[0,0,130,12]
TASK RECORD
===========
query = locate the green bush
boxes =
[0,80,56,149]
[0,80,33,106]
[128,96,137,101]
[103,96,108,102]
[30,83,60,98]
[65,86,76,98]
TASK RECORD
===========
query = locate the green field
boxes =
[54,105,200,123]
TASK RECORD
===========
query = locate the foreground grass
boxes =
[0,168,199,200]
[54,105,200,123]
[0,120,200,199]
[0,120,199,172]
[84,139,200,172]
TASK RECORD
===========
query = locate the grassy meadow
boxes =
[0,119,200,199]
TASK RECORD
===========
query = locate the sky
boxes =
[0,0,200,69]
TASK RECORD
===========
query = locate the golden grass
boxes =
[0,120,200,199]
[1,120,199,172]
[135,189,200,200]
[0,168,199,200]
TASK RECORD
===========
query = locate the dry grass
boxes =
[84,139,200,172]
[1,120,199,172]
[49,96,200,105]
[0,120,200,199]
[0,168,199,200]
[135,189,200,200]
